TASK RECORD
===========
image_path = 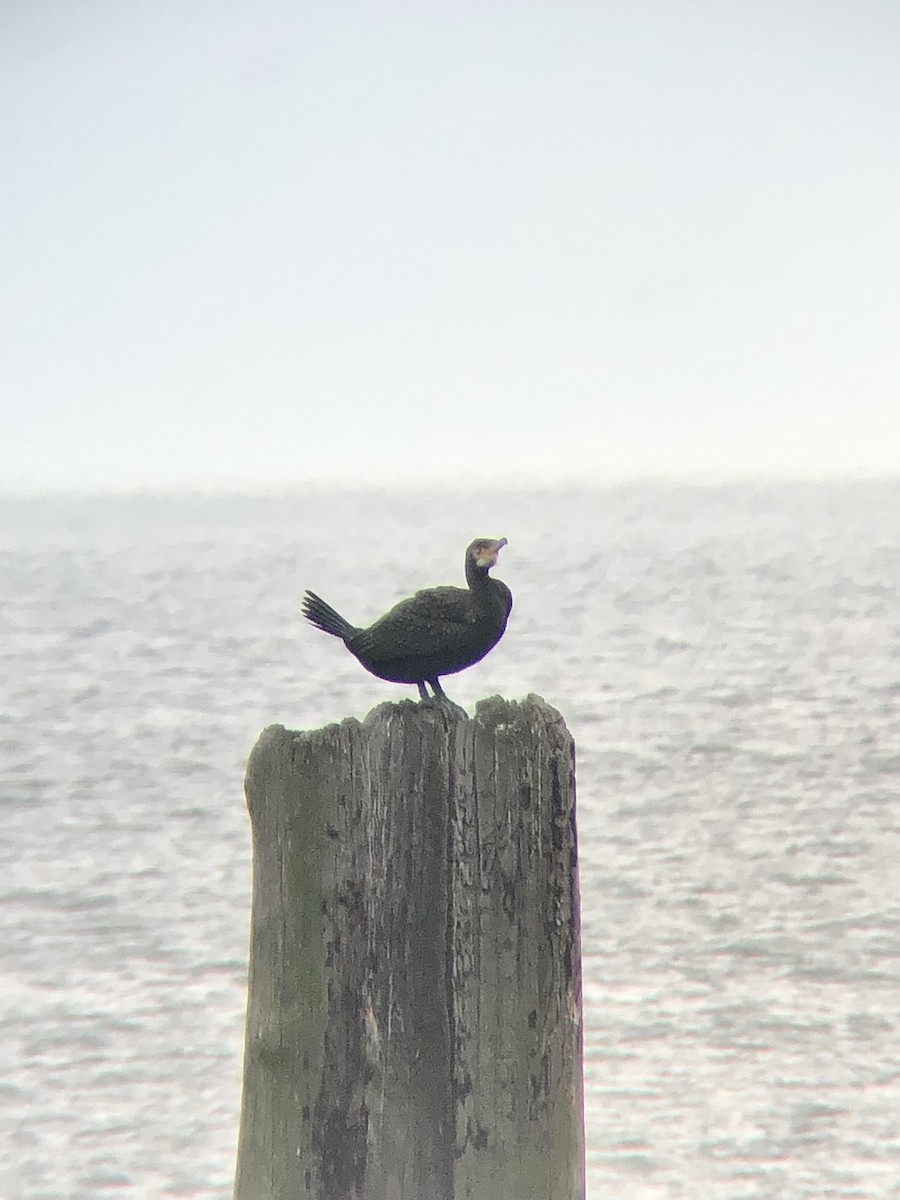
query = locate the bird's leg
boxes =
[429,678,448,702]
[417,681,429,701]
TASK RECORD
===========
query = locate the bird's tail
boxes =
[301,590,357,641]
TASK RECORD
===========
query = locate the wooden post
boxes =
[234,694,584,1200]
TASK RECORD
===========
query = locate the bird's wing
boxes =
[351,586,475,659]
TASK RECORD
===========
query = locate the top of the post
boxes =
[254,693,570,749]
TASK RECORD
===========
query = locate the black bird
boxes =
[301,537,511,700]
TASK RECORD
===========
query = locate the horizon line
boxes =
[2,466,899,500]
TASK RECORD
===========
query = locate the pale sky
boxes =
[2,1,899,491]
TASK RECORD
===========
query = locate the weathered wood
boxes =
[234,694,584,1200]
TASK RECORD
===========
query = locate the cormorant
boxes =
[301,537,511,700]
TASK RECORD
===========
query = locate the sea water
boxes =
[1,482,898,1199]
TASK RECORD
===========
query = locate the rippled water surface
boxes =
[1,483,898,1199]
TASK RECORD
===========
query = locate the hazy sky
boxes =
[3,1,898,490]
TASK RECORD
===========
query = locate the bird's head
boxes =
[468,537,508,572]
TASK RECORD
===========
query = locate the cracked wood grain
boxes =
[235,695,584,1200]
